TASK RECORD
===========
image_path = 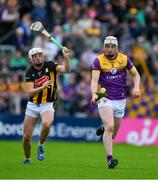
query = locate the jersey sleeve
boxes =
[48,61,59,72]
[126,57,134,70]
[92,58,100,71]
[25,70,33,82]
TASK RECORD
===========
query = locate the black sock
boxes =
[107,155,113,162]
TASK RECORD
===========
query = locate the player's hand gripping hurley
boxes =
[91,87,107,105]
[30,21,70,52]
[96,88,107,102]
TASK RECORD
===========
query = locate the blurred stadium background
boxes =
[0,0,158,178]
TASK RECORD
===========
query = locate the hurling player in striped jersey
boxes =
[23,47,71,164]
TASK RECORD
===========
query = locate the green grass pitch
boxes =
[0,141,158,179]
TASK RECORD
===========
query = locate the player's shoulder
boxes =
[25,65,33,75]
[98,52,105,59]
[118,52,128,60]
[97,53,105,62]
[44,61,58,72]
[44,61,57,66]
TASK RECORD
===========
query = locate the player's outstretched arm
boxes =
[56,47,71,73]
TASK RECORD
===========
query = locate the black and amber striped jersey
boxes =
[25,61,58,104]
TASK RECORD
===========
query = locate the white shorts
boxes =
[25,101,55,118]
[98,97,126,118]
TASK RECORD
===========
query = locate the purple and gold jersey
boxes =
[92,52,133,100]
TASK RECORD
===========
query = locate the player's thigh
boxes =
[98,98,114,126]
[23,115,38,136]
[40,102,55,125]
[40,109,55,127]
[98,106,114,127]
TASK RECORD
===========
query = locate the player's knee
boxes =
[23,133,32,142]
[43,121,52,129]
[105,124,114,133]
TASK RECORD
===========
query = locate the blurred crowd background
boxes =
[0,0,158,118]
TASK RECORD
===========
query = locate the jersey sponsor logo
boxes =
[106,74,122,79]
[34,76,48,87]
[110,68,117,74]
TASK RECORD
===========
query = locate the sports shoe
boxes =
[96,124,104,136]
[23,159,31,165]
[108,159,118,169]
[38,145,45,161]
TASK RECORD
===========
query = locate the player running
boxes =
[23,47,71,164]
[91,36,141,168]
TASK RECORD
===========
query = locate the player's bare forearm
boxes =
[26,86,44,97]
[62,47,71,73]
[129,66,140,89]
[91,79,98,97]
[91,71,100,96]
[56,47,71,73]
[63,57,71,73]
[25,80,52,97]
[56,58,71,73]
[133,71,140,89]
[129,66,141,97]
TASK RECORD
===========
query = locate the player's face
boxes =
[104,44,118,59]
[30,53,44,68]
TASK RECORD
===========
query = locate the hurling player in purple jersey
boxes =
[91,36,141,169]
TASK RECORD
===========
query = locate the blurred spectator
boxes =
[58,73,77,116]
[0,56,9,74]
[8,49,28,71]
[151,42,158,81]
[74,70,96,117]
[31,0,47,26]
[97,2,115,23]
[74,13,93,33]
[7,74,22,114]
[47,1,64,29]
[0,0,6,16]
[18,13,32,46]
[62,17,78,36]
[0,96,8,113]
[0,76,8,97]
[107,15,123,38]
[14,27,26,50]
[124,7,146,27]
[119,27,132,56]
[81,48,98,69]
[1,0,19,23]
[84,19,102,51]
[113,0,128,23]
[19,0,32,16]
